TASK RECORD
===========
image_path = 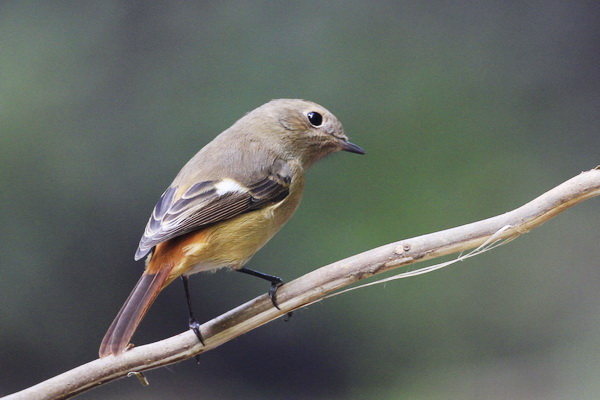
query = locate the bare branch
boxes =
[5,167,600,400]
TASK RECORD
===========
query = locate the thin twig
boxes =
[4,167,600,400]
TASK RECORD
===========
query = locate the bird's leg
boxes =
[181,275,204,346]
[237,267,292,320]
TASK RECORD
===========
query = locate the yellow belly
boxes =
[183,204,285,273]
[147,166,305,287]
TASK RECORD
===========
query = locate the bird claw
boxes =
[189,317,204,345]
[268,281,293,321]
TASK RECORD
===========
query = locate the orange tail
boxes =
[99,266,172,357]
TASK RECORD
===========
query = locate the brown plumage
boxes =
[99,99,364,357]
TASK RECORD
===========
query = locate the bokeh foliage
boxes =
[1,2,599,399]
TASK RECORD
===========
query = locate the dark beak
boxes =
[339,140,366,155]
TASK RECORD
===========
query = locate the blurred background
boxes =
[1,1,599,399]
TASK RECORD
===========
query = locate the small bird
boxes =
[99,99,364,357]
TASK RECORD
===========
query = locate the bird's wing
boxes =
[134,159,292,260]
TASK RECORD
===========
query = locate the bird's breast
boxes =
[182,190,303,276]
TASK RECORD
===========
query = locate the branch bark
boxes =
[5,167,600,400]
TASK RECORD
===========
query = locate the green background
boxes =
[2,2,599,399]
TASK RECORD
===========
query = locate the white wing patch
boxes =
[215,179,247,196]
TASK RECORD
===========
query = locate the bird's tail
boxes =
[99,265,172,358]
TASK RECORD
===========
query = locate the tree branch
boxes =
[5,167,600,400]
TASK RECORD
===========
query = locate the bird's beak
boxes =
[339,140,366,155]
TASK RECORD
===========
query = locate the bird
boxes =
[99,99,364,357]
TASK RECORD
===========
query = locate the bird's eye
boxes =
[307,111,323,127]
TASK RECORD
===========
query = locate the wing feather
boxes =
[134,160,292,260]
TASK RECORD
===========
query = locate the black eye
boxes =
[307,111,323,127]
